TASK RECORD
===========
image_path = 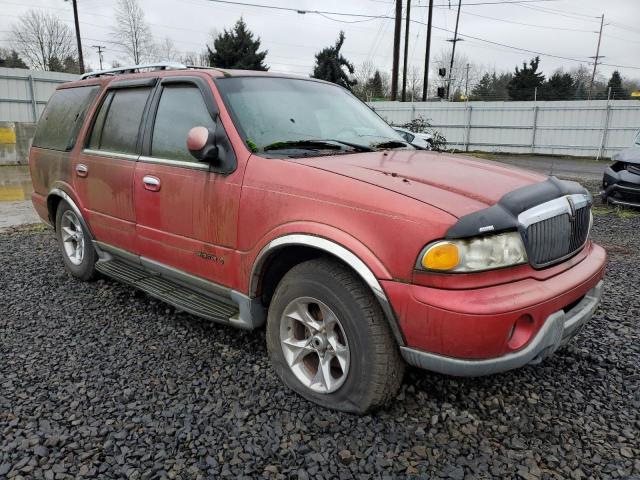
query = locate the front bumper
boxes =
[400,280,603,376]
[382,241,607,376]
[602,165,640,208]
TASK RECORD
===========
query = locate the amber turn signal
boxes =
[421,242,460,270]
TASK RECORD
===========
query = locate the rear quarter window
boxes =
[32,85,100,151]
[88,87,151,154]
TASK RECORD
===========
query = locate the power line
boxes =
[517,3,599,20]
[457,10,596,33]
[202,0,558,18]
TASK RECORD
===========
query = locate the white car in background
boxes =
[393,127,432,150]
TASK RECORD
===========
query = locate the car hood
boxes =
[612,147,640,164]
[291,150,547,218]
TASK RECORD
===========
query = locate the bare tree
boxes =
[406,66,423,101]
[155,37,180,62]
[379,71,391,98]
[11,10,76,71]
[431,49,479,99]
[111,0,154,64]
[180,50,209,66]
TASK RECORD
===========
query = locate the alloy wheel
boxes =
[279,296,350,394]
[60,210,85,266]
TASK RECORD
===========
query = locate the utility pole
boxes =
[588,14,605,100]
[421,0,434,101]
[401,0,411,102]
[446,0,462,100]
[391,0,402,101]
[66,0,85,74]
[93,45,106,70]
[464,63,470,99]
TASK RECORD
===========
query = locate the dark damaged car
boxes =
[602,130,640,208]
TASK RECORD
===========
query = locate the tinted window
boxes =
[89,87,150,154]
[88,90,114,149]
[32,85,99,151]
[151,85,214,162]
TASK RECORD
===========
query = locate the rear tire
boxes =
[55,201,97,281]
[266,258,404,414]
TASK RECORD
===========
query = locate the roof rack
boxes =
[80,62,188,79]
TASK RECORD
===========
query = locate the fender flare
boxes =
[47,188,103,256]
[249,233,405,346]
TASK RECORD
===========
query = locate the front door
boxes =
[75,81,155,252]
[134,75,242,287]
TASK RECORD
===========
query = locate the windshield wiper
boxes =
[327,139,375,152]
[262,139,374,153]
[371,140,410,149]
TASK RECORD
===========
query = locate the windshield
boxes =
[215,76,408,155]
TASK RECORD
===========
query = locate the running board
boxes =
[96,259,239,325]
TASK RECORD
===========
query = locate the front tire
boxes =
[266,258,404,414]
[55,201,97,281]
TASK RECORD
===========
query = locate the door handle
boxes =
[75,163,88,177]
[142,175,161,192]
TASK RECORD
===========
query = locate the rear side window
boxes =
[32,85,99,151]
[88,87,151,154]
[151,84,215,162]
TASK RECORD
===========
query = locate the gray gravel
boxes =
[1,217,639,480]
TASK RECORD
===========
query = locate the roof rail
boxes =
[80,62,187,79]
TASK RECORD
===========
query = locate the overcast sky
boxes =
[0,0,637,83]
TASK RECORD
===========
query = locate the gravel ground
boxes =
[1,215,639,480]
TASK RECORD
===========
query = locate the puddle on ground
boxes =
[0,165,33,202]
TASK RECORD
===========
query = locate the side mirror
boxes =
[187,126,218,163]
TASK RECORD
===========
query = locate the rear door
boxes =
[75,78,156,252]
[134,75,241,286]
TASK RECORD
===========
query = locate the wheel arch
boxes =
[47,188,95,241]
[249,234,406,346]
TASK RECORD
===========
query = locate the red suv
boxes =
[29,64,606,413]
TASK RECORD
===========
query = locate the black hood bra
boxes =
[446,176,591,239]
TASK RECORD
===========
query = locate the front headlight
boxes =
[417,231,528,273]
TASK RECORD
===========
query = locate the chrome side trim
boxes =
[518,193,591,228]
[138,155,210,170]
[250,234,405,345]
[401,280,603,377]
[83,149,139,161]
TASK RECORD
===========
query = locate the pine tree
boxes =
[542,71,575,100]
[62,56,81,74]
[312,31,356,90]
[367,70,384,99]
[48,56,64,72]
[507,56,545,101]
[207,18,268,71]
[607,71,628,99]
[0,49,28,68]
[471,72,512,100]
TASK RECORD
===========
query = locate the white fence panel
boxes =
[369,99,640,158]
[0,67,79,122]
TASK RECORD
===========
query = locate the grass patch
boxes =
[462,151,604,164]
[1,222,49,235]
[592,205,639,218]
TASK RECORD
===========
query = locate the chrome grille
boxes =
[627,163,640,176]
[519,194,592,269]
